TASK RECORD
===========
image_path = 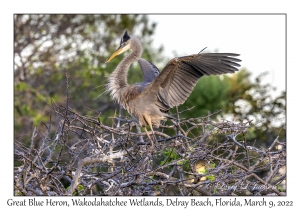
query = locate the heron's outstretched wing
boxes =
[143,53,241,111]
[138,58,160,83]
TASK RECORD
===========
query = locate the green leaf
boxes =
[78,185,84,191]
[206,175,215,181]
[15,82,29,91]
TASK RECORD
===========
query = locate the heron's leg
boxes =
[142,114,155,147]
[144,126,154,149]
[148,122,155,139]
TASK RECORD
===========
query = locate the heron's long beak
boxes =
[105,44,131,63]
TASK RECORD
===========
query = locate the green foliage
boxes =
[161,148,190,171]
[66,184,84,196]
[14,15,163,143]
[276,185,284,192]
[14,15,285,150]
[15,191,23,196]
[154,185,160,191]
[224,69,286,145]
[77,185,84,191]
[160,148,180,166]
[206,175,215,181]
[171,68,285,146]
[176,75,231,117]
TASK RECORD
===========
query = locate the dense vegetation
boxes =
[14,15,286,196]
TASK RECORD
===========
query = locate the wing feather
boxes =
[142,53,241,109]
[138,58,160,83]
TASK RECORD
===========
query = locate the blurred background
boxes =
[14,14,286,147]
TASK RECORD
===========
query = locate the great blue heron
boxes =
[105,31,241,137]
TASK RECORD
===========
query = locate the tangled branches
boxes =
[14,70,286,196]
[14,102,286,196]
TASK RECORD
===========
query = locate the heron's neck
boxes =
[107,36,142,103]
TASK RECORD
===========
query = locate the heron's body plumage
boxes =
[105,31,241,129]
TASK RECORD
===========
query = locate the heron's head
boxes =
[105,31,131,63]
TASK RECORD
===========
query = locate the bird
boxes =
[105,31,241,137]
